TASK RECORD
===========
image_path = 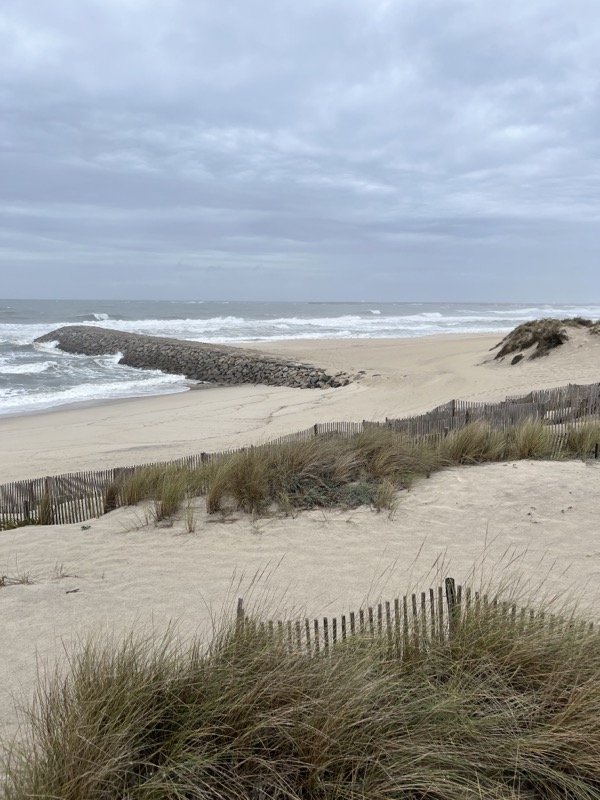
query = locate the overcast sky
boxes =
[1,0,599,302]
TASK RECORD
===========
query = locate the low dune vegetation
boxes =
[492,317,600,363]
[1,416,599,532]
[99,417,600,521]
[3,579,600,799]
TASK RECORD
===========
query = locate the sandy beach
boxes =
[2,331,600,745]
[2,331,600,484]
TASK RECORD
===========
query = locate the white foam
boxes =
[0,360,57,375]
[2,325,57,346]
[101,351,125,365]
[33,339,60,353]
[0,373,189,415]
[4,305,600,349]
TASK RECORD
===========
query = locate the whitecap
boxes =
[97,351,125,366]
[0,360,57,375]
[0,372,189,415]
[33,339,59,353]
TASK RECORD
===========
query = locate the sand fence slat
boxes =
[234,578,583,659]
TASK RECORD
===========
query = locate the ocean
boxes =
[2,299,599,417]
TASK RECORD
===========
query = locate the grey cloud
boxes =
[1,0,599,300]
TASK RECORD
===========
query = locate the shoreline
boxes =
[1,331,599,484]
[0,384,194,421]
[4,332,499,421]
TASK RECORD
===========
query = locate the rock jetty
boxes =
[35,326,350,389]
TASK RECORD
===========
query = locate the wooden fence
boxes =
[1,381,599,530]
[234,577,596,658]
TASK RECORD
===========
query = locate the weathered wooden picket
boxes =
[233,577,596,658]
[1,381,599,530]
[235,577,456,656]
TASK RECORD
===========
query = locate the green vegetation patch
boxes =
[122,419,600,519]
[4,587,600,799]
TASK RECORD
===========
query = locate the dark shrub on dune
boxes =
[494,318,568,361]
[493,317,598,361]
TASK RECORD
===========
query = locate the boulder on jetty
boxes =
[35,326,350,389]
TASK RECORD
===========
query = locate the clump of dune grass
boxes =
[206,448,273,515]
[117,464,212,522]
[121,465,188,509]
[492,318,589,361]
[151,469,190,521]
[183,501,197,533]
[354,427,439,484]
[1,492,59,529]
[565,316,594,328]
[373,478,398,515]
[439,420,507,464]
[0,571,34,588]
[207,438,368,514]
[205,430,443,516]
[35,491,54,526]
[563,416,600,458]
[507,418,555,459]
[103,481,121,514]
[4,580,600,799]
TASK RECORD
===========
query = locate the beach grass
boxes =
[108,417,600,521]
[506,418,556,459]
[3,579,600,799]
[563,418,600,457]
[1,416,598,531]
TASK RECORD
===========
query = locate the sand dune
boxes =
[2,331,600,745]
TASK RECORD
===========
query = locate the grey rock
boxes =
[35,326,352,391]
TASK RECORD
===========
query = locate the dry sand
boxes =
[2,331,600,746]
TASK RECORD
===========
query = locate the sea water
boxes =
[2,299,599,417]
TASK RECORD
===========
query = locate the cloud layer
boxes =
[2,0,599,300]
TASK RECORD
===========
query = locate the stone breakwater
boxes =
[35,326,351,389]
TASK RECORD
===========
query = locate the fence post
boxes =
[236,598,245,633]
[445,577,459,637]
[28,481,35,519]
